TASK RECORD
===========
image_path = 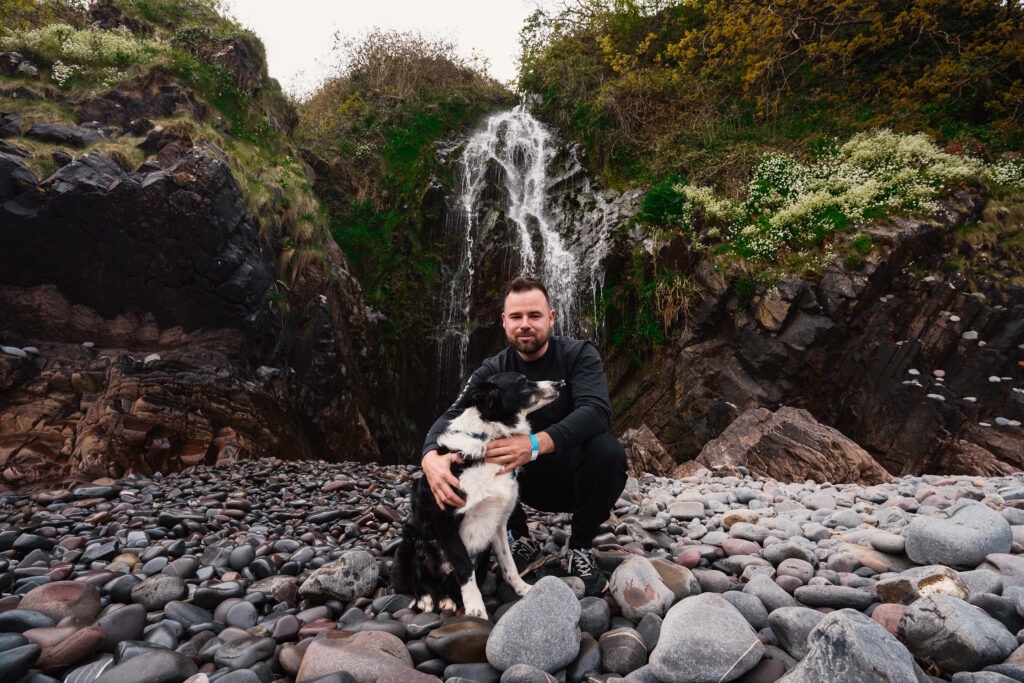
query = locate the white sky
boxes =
[223,0,536,98]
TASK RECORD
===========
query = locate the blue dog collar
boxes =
[528,433,539,461]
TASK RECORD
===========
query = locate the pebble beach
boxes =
[3,459,1024,682]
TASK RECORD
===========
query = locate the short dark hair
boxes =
[505,276,550,306]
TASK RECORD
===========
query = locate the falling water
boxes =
[436,105,632,405]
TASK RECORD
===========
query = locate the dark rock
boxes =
[0,113,21,138]
[213,634,275,670]
[898,594,1017,674]
[97,604,146,652]
[778,609,927,682]
[0,609,57,633]
[425,617,491,664]
[0,152,37,201]
[93,649,198,683]
[599,627,648,675]
[25,123,102,148]
[0,644,40,682]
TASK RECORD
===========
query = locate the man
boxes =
[421,276,628,596]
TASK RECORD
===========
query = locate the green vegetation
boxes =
[518,0,1024,355]
[519,0,1024,188]
[295,30,515,364]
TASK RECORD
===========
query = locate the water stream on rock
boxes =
[435,105,633,407]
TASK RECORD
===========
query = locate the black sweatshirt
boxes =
[422,335,612,457]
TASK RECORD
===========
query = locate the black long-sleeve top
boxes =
[422,335,611,457]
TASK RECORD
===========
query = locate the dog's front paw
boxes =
[416,595,435,612]
[464,601,488,619]
[510,579,531,597]
[438,597,458,613]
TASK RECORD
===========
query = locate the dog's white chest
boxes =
[456,463,518,555]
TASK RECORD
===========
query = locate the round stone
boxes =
[19,581,101,621]
[130,574,187,611]
[649,593,763,683]
[599,627,648,675]
[905,503,1012,568]
[608,556,676,621]
[486,576,581,673]
[425,617,491,663]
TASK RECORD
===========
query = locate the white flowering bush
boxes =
[985,159,1024,188]
[1,24,159,88]
[49,59,79,86]
[645,129,1023,261]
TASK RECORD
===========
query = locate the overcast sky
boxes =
[223,0,536,98]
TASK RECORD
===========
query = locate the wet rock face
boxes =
[1,148,272,335]
[610,187,1024,479]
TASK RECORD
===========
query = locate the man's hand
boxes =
[485,432,554,473]
[421,450,466,510]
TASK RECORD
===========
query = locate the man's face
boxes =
[502,288,555,360]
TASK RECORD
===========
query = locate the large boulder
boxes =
[485,576,581,673]
[778,609,929,682]
[905,503,1012,568]
[649,593,763,683]
[897,594,1018,674]
[695,407,891,484]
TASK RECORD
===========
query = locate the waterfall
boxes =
[435,105,634,407]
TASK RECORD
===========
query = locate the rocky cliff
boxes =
[0,33,407,487]
[609,187,1024,480]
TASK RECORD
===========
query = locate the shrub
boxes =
[5,23,149,67]
[637,130,1018,262]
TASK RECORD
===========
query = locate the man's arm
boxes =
[485,342,610,470]
[544,342,611,453]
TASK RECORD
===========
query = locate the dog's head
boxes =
[465,372,561,425]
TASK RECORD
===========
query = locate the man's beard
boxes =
[507,328,549,355]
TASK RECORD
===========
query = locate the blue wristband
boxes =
[528,434,539,461]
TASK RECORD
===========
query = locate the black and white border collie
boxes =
[392,372,560,618]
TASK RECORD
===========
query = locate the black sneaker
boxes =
[567,547,608,596]
[510,537,544,576]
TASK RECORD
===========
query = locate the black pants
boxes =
[507,432,628,549]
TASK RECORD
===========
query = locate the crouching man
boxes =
[420,276,628,595]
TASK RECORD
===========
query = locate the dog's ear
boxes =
[473,381,502,418]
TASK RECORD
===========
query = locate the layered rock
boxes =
[0,141,400,483]
[693,406,891,484]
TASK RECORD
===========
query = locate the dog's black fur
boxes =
[392,372,559,614]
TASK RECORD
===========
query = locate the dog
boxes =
[392,372,561,618]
